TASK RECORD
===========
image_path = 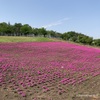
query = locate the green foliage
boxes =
[62,31,78,41]
[0,22,100,46]
[32,28,39,36]
[39,28,47,37]
[0,22,8,35]
[14,23,22,35]
[47,30,61,38]
[62,31,93,45]
[0,22,62,38]
[93,39,100,46]
[20,24,32,36]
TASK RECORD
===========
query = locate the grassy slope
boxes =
[0,36,63,43]
[0,36,99,49]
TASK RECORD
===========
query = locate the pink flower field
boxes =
[0,42,100,100]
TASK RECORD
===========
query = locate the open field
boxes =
[0,36,63,43]
[0,41,100,100]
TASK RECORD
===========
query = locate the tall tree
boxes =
[32,28,39,36]
[14,23,22,36]
[20,24,32,36]
[0,22,8,35]
[39,28,47,37]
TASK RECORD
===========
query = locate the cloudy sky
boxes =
[0,0,100,39]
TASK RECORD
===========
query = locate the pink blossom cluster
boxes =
[0,42,100,98]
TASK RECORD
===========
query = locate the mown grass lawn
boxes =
[0,36,61,43]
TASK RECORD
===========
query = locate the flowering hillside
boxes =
[0,42,100,100]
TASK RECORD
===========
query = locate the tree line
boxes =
[0,22,100,46]
[62,31,100,46]
[0,22,61,38]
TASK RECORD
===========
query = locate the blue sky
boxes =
[0,0,100,39]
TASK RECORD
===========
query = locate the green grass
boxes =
[0,36,62,43]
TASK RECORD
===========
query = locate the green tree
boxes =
[62,31,78,41]
[47,30,57,38]
[5,22,13,36]
[93,39,100,46]
[14,23,22,36]
[39,28,47,37]
[85,37,93,45]
[0,22,8,35]
[32,28,39,36]
[20,24,32,36]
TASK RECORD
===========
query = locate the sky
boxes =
[0,0,100,39]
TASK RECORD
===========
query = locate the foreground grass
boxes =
[0,36,62,43]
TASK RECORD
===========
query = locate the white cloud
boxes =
[42,17,70,28]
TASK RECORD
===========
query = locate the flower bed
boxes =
[0,42,100,100]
